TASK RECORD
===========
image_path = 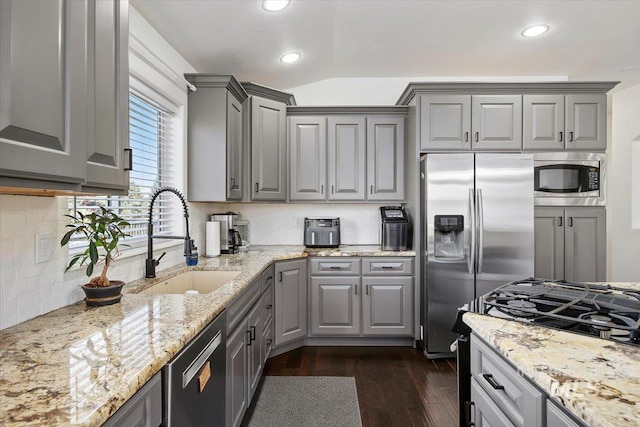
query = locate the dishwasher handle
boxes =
[182,331,222,389]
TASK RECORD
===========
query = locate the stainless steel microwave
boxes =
[533,152,606,206]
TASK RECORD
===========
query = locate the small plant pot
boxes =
[81,280,125,307]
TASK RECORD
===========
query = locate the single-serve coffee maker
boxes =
[210,212,242,254]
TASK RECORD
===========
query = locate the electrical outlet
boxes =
[35,233,54,263]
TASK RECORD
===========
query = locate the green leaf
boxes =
[86,263,94,277]
[78,211,85,221]
[60,230,75,246]
[89,241,98,263]
[64,255,82,273]
[108,238,118,251]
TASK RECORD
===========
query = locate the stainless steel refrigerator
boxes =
[421,153,534,358]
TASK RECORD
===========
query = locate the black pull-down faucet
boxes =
[145,187,196,278]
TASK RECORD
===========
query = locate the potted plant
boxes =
[61,207,131,307]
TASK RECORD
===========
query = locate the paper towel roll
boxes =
[206,221,221,257]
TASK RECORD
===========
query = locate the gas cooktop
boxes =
[464,278,640,346]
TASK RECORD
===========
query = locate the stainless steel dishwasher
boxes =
[164,311,226,426]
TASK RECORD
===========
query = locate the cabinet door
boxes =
[274,259,308,347]
[247,302,262,402]
[547,399,581,427]
[471,378,516,427]
[367,116,405,201]
[251,97,286,200]
[103,373,162,427]
[262,319,273,363]
[534,207,565,280]
[523,95,565,151]
[564,208,606,282]
[420,95,471,151]
[289,116,326,200]
[309,276,361,336]
[328,116,366,200]
[362,277,413,336]
[84,0,130,192]
[565,94,607,151]
[227,94,243,200]
[472,95,522,151]
[226,323,248,427]
[0,0,87,187]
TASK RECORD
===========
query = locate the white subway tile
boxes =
[2,296,18,329]
[2,209,27,239]
[17,289,41,323]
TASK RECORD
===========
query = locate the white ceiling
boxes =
[131,0,640,93]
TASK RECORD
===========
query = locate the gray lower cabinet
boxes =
[0,0,129,193]
[226,319,248,427]
[547,399,581,427]
[523,94,607,151]
[534,207,606,281]
[274,259,308,346]
[471,377,515,427]
[185,75,248,201]
[310,276,361,335]
[289,116,327,201]
[367,116,404,200]
[246,301,263,402]
[103,373,162,427]
[328,116,366,200]
[362,276,413,336]
[251,96,287,201]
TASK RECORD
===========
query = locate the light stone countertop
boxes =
[463,312,640,427]
[0,245,413,426]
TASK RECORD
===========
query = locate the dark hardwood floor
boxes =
[254,346,459,427]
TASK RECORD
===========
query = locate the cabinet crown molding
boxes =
[396,81,620,105]
[184,74,248,102]
[241,82,297,105]
[287,105,409,116]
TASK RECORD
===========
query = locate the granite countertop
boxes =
[0,245,413,426]
[463,312,640,427]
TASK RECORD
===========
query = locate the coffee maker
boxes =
[210,212,242,254]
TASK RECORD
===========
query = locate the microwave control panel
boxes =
[588,167,599,190]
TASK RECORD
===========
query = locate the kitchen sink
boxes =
[138,270,241,295]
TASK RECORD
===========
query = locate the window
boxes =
[68,92,179,250]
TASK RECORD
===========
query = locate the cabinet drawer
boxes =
[471,377,516,427]
[309,258,361,275]
[261,264,275,294]
[471,335,544,427]
[227,277,261,333]
[262,284,273,328]
[362,258,413,275]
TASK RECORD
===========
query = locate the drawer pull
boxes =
[381,266,394,269]
[266,304,272,310]
[246,330,252,346]
[266,276,273,281]
[482,373,505,390]
[329,266,345,270]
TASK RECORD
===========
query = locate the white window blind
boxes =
[69,92,179,249]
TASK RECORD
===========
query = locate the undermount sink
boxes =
[139,270,241,295]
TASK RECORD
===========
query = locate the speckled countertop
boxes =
[0,245,413,426]
[464,310,640,427]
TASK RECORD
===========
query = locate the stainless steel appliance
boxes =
[453,279,640,425]
[164,311,226,426]
[380,206,409,251]
[421,153,534,358]
[210,212,241,254]
[534,152,606,206]
[304,217,341,248]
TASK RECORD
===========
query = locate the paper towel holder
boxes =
[205,221,221,258]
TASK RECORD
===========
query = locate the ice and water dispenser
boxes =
[434,215,464,259]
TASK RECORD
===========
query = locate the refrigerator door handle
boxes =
[476,188,484,275]
[468,188,476,275]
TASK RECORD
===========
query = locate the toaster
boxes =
[304,217,341,248]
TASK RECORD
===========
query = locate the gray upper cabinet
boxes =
[328,116,366,200]
[523,95,565,151]
[185,75,248,202]
[420,95,471,151]
[274,259,308,347]
[309,276,362,336]
[289,116,327,201]
[534,207,606,282]
[251,96,287,200]
[0,0,129,193]
[471,95,522,151]
[367,116,404,200]
[565,94,607,151]
[84,0,130,193]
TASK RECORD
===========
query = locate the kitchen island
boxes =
[463,303,640,427]
[0,245,413,426]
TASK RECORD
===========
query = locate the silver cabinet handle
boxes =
[124,148,133,171]
[182,331,221,389]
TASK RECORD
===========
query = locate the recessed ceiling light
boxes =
[280,52,301,64]
[263,0,290,12]
[521,24,550,37]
